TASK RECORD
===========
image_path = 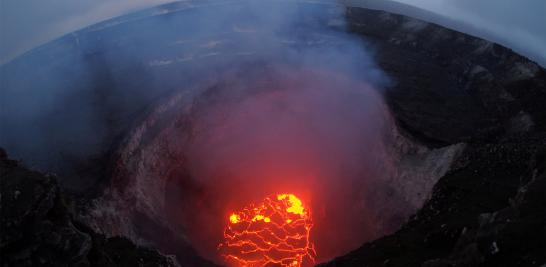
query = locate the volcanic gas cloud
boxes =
[89,3,396,265]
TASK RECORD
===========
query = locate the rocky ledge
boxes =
[320,135,545,267]
[0,148,180,267]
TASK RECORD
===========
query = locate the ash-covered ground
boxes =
[1,1,544,267]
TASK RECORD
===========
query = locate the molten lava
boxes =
[219,194,316,266]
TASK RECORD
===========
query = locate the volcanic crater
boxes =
[0,1,544,267]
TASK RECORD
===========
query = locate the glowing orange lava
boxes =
[219,193,316,267]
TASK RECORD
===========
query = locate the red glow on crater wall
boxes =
[169,68,391,264]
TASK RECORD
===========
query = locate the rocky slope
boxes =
[0,149,186,267]
[345,7,545,146]
[318,7,546,267]
[320,136,545,267]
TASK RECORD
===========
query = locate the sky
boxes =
[0,0,545,65]
[0,0,173,64]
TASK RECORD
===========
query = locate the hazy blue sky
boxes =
[0,0,172,64]
[1,0,545,65]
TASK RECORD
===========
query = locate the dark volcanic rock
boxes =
[318,8,546,266]
[320,10,546,265]
[346,7,546,147]
[320,136,546,267]
[0,150,179,267]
